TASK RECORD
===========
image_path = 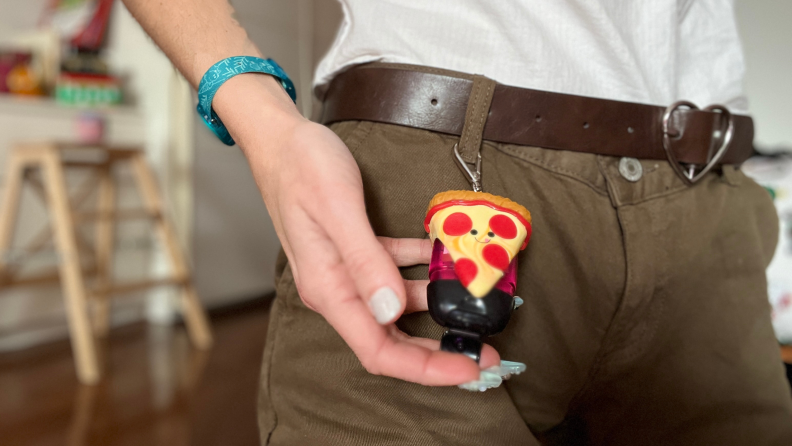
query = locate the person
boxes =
[121,0,792,444]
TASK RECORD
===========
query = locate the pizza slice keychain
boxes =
[425,144,532,391]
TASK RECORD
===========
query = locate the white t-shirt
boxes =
[314,0,748,113]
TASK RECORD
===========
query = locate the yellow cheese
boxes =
[428,204,529,298]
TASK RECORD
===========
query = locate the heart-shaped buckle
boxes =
[662,101,735,185]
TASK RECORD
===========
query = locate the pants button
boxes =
[619,157,643,182]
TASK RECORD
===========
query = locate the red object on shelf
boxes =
[42,0,115,51]
[71,0,114,51]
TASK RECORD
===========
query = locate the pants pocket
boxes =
[741,171,780,267]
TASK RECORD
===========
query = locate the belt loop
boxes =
[457,75,497,165]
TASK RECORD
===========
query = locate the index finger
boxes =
[326,285,486,385]
[378,237,432,267]
[287,214,487,385]
[298,254,497,384]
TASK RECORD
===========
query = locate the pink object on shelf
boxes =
[428,239,517,296]
[75,112,105,143]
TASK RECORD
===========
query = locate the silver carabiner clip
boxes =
[452,143,482,192]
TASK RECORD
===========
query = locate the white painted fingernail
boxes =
[369,286,401,324]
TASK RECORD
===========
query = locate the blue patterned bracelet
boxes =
[196,56,297,146]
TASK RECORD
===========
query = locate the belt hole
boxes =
[431,98,438,106]
[628,127,634,133]
[583,122,589,129]
[535,115,542,122]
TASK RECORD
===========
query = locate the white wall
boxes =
[735,0,792,150]
[190,0,301,304]
[191,0,342,304]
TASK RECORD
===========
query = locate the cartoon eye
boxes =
[470,229,478,235]
[488,232,495,237]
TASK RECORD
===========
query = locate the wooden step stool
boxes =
[0,142,213,384]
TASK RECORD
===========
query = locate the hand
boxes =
[219,75,499,385]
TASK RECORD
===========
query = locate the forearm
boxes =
[122,0,259,87]
[121,0,303,150]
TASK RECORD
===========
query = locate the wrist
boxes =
[211,73,305,151]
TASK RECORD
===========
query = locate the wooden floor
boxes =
[0,298,272,446]
[1,299,790,446]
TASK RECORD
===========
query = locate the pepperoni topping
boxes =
[443,212,473,236]
[454,258,478,287]
[482,244,510,270]
[489,214,517,239]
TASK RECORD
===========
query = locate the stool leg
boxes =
[179,283,213,348]
[93,166,116,336]
[42,148,100,384]
[129,153,213,349]
[0,151,25,280]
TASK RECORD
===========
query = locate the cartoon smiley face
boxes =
[430,205,529,297]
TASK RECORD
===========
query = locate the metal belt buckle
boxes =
[662,100,735,185]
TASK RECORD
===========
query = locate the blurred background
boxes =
[0,0,789,445]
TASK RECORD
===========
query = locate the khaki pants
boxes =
[257,112,792,444]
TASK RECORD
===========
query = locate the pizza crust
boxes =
[427,190,531,225]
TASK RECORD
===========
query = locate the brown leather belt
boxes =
[321,64,754,172]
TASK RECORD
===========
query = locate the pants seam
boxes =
[622,181,700,206]
[263,276,296,445]
[496,144,609,197]
[344,121,376,157]
[565,200,631,415]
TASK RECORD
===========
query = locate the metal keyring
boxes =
[452,143,483,192]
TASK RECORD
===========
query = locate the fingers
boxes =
[325,291,484,385]
[398,331,501,369]
[284,213,495,385]
[319,187,408,325]
[479,344,501,369]
[390,282,500,368]
[378,237,432,266]
[403,279,429,313]
[378,237,432,313]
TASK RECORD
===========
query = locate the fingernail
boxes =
[369,286,401,324]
